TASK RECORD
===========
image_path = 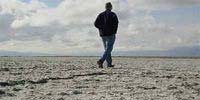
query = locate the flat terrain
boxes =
[0,57,200,100]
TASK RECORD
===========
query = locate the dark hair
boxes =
[106,2,112,10]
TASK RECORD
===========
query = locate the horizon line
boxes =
[0,56,200,59]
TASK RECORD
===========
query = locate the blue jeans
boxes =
[99,34,116,67]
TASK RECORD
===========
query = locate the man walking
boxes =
[94,2,119,68]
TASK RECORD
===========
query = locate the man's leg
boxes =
[106,53,112,67]
[99,36,107,62]
[105,35,115,67]
[103,38,111,66]
[97,36,107,68]
[99,35,115,65]
[102,37,107,50]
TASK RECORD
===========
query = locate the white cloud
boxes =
[0,0,200,55]
[127,0,200,11]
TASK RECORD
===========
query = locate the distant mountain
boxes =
[0,51,54,56]
[113,46,200,57]
[0,46,199,57]
[166,46,200,57]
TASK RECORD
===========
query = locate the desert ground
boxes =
[0,57,200,100]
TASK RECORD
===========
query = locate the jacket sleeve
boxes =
[112,13,119,34]
[94,14,102,29]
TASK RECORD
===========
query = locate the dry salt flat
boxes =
[0,57,200,100]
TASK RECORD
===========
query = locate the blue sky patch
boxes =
[19,0,64,7]
[151,5,200,25]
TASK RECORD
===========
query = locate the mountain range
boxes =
[0,46,199,57]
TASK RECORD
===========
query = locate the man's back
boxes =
[95,2,118,68]
[94,10,119,37]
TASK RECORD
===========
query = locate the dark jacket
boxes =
[94,10,119,37]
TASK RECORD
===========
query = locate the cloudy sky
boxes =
[0,0,200,56]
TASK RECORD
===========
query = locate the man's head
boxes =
[105,2,112,10]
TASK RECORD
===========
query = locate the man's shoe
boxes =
[97,60,103,68]
[107,65,114,68]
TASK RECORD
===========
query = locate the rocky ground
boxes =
[0,57,200,100]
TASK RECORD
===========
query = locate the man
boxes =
[94,2,119,68]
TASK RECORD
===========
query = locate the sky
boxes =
[0,0,200,56]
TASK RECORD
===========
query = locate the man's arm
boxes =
[94,14,102,29]
[112,13,119,34]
